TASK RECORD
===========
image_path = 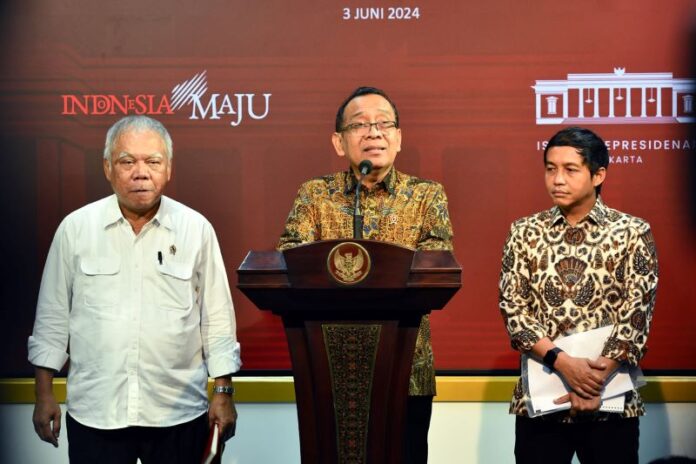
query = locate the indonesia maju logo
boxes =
[61,70,271,127]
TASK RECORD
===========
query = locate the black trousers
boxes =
[403,395,434,464]
[66,412,209,464]
[515,415,639,464]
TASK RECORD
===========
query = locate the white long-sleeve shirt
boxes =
[28,194,241,429]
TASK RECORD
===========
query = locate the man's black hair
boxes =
[335,86,400,132]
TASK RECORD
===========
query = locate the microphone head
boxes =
[358,160,373,176]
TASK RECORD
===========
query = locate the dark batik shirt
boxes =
[499,197,658,421]
[278,168,454,395]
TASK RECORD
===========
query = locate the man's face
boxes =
[544,146,605,213]
[331,94,402,174]
[103,128,171,217]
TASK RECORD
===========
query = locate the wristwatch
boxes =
[212,385,235,395]
[542,347,563,371]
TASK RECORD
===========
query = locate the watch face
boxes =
[543,348,560,369]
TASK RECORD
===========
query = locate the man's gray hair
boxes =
[103,115,173,161]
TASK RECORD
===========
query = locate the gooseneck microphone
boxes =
[358,160,373,176]
[353,160,373,239]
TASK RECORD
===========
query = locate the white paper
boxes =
[526,325,642,417]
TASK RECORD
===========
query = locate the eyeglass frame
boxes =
[338,121,399,136]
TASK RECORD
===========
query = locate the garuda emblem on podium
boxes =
[327,242,371,285]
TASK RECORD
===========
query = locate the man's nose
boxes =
[132,161,151,178]
[365,124,383,138]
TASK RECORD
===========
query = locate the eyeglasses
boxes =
[340,121,398,136]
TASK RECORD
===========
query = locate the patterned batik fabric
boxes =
[499,197,658,422]
[278,168,454,396]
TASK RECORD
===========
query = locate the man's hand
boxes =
[33,366,61,447]
[33,394,61,447]
[208,392,238,442]
[554,354,606,398]
[554,391,602,416]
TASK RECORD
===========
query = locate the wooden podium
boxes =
[237,240,461,464]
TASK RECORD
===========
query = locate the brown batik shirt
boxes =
[499,197,658,422]
[278,167,454,396]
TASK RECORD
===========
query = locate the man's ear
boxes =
[332,132,346,158]
[103,158,112,181]
[394,127,402,153]
[592,167,607,188]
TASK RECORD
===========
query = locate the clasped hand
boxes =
[553,355,606,415]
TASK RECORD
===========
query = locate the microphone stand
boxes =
[353,182,364,239]
[353,160,373,239]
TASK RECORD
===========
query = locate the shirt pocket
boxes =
[156,260,194,310]
[77,256,121,312]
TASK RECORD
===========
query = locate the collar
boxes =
[152,196,174,230]
[101,194,173,230]
[549,196,609,228]
[102,195,125,228]
[343,167,398,195]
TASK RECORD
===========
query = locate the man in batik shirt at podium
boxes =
[278,86,453,464]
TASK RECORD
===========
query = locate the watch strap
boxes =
[212,385,235,395]
[542,347,563,370]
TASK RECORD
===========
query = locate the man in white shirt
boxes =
[28,115,242,463]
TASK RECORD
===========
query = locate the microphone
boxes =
[353,160,373,239]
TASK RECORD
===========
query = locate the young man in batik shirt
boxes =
[499,126,658,464]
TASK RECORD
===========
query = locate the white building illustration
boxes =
[532,68,695,125]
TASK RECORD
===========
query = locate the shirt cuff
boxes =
[602,337,642,366]
[207,340,242,378]
[27,336,69,372]
[510,328,544,353]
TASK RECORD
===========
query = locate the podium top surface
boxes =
[237,240,461,313]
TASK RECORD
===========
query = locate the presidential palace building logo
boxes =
[532,68,696,164]
[61,70,272,127]
[532,68,695,125]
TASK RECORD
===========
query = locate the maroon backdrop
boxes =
[1,0,694,376]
